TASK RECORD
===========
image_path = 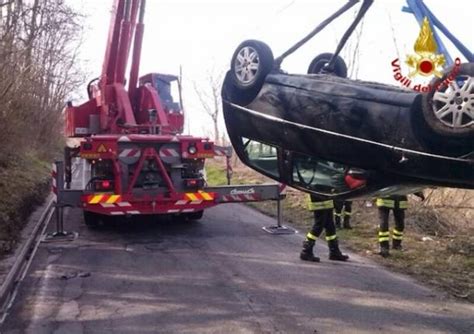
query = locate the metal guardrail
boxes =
[0,161,82,317]
[0,196,55,323]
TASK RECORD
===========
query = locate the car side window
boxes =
[243,138,280,178]
[292,153,352,194]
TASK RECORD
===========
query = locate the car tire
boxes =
[230,40,274,105]
[421,62,474,138]
[307,53,348,78]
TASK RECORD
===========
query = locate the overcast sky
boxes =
[68,0,473,138]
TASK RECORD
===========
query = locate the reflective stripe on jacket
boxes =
[307,196,334,211]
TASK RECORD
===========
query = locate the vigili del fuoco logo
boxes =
[391,17,461,92]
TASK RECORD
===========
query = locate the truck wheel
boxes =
[83,211,101,228]
[186,210,204,220]
[230,40,274,105]
[422,62,474,138]
[307,53,348,78]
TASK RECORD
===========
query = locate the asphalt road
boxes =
[2,203,473,334]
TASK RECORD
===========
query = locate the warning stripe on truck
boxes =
[184,192,214,201]
[220,194,260,202]
[87,194,122,204]
[51,163,57,197]
[174,192,215,205]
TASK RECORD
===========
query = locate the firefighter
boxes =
[300,195,349,262]
[376,193,424,257]
[334,200,352,229]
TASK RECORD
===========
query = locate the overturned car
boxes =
[221,38,473,200]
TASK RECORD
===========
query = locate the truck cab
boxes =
[139,73,184,134]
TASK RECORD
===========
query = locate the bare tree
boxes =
[0,0,85,163]
[339,9,365,79]
[193,70,223,144]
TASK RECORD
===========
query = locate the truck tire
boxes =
[172,210,204,222]
[83,211,101,228]
[186,210,204,220]
[230,40,274,105]
[307,53,348,78]
[421,62,474,138]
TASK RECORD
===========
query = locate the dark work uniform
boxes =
[300,195,348,262]
[376,195,408,256]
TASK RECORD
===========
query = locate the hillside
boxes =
[0,1,82,253]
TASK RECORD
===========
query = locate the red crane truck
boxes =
[53,0,286,230]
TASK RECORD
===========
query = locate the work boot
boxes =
[342,217,352,230]
[328,239,349,261]
[379,241,390,258]
[300,240,320,262]
[392,239,403,250]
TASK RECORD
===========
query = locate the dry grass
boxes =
[0,153,50,254]
[206,159,474,302]
[339,202,474,301]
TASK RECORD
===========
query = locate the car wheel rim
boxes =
[234,46,260,85]
[432,75,474,128]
